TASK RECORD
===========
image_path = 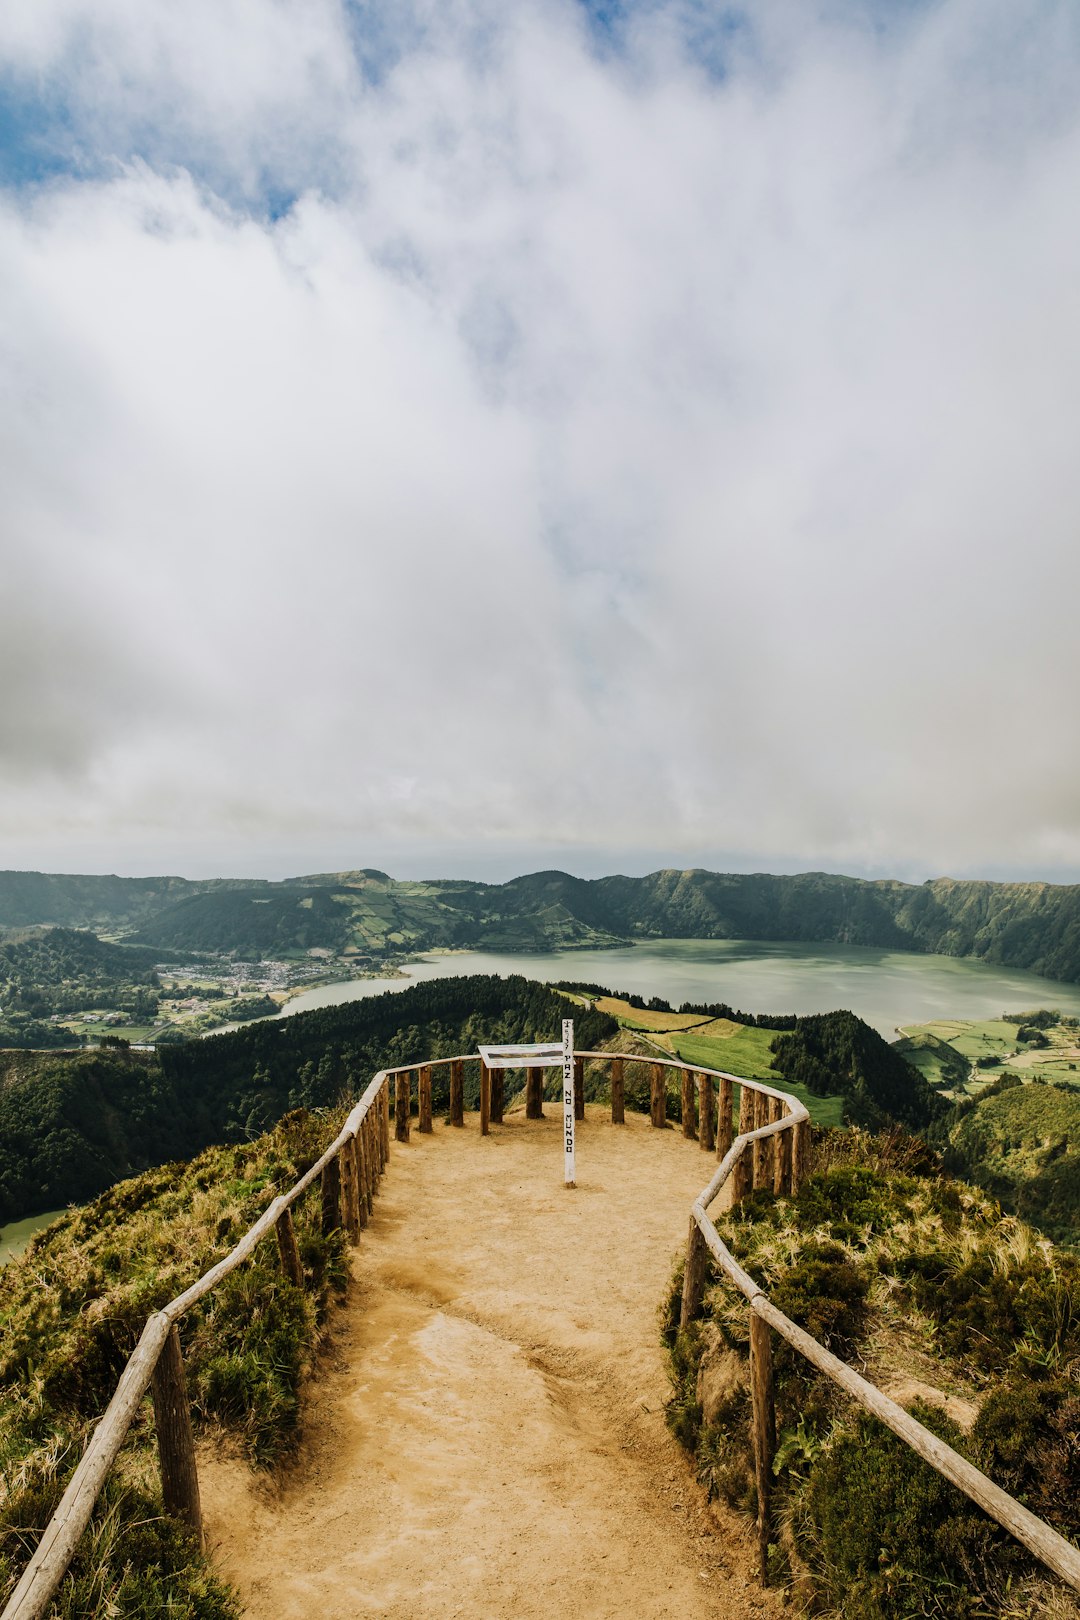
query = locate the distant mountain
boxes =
[5,865,1080,984]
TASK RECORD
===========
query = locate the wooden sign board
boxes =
[477,1042,564,1068]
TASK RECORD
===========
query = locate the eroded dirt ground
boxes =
[200,1105,785,1620]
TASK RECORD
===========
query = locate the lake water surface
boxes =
[0,1208,67,1267]
[273,939,1080,1039]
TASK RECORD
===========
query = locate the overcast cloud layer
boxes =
[2,0,1080,882]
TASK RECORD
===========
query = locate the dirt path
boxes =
[200,1106,785,1620]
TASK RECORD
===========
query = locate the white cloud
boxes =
[2,0,1080,880]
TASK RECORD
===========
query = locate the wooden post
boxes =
[479,1058,491,1136]
[367,1111,379,1204]
[419,1064,433,1133]
[526,1065,544,1119]
[574,1054,585,1121]
[354,1130,370,1228]
[491,1064,505,1126]
[275,1207,303,1288]
[698,1072,716,1152]
[793,1117,812,1191]
[610,1056,625,1124]
[681,1067,697,1139]
[733,1085,756,1203]
[321,1152,342,1235]
[649,1063,666,1129]
[717,1075,733,1160]
[450,1058,464,1126]
[340,1136,359,1241]
[752,1090,771,1188]
[150,1325,203,1545]
[395,1070,411,1143]
[773,1103,792,1196]
[381,1083,391,1162]
[679,1217,709,1329]
[749,1310,776,1584]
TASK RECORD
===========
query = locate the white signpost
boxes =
[562,1017,576,1188]
[475,1020,576,1188]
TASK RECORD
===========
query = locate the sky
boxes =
[2,0,1080,885]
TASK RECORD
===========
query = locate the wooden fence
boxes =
[4,1050,1079,1618]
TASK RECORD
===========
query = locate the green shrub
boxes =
[771,1242,870,1359]
[896,1246,1080,1376]
[974,1380,1080,1534]
[801,1406,1014,1620]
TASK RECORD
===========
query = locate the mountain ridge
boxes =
[4,865,1080,984]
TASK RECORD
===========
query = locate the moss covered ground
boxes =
[0,1107,351,1616]
[664,1130,1080,1619]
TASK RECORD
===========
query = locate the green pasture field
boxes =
[897,1018,1019,1060]
[665,1027,846,1128]
[898,1014,1080,1094]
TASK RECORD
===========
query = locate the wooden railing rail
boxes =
[7,1046,1079,1616]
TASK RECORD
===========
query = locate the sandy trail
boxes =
[200,1105,784,1620]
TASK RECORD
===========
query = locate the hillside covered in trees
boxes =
[8,865,1080,984]
[0,976,616,1222]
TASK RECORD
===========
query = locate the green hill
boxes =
[935,1077,1080,1247]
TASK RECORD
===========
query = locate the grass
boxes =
[668,1028,846,1127]
[593,996,711,1032]
[0,1107,351,1615]
[899,1016,1080,1096]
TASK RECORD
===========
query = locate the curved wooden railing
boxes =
[4,1048,1079,1619]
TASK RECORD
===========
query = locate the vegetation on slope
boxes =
[771,1012,945,1133]
[0,976,617,1222]
[932,1075,1080,1248]
[0,927,163,1034]
[0,1108,350,1616]
[664,1131,1080,1619]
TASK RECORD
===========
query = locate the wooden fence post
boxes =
[574,1055,585,1121]
[150,1324,203,1545]
[610,1056,625,1124]
[793,1117,812,1191]
[752,1090,771,1188]
[381,1083,391,1162]
[275,1207,304,1289]
[749,1310,776,1584]
[341,1136,360,1241]
[649,1063,666,1129]
[774,1106,793,1197]
[450,1059,464,1127]
[491,1064,505,1126]
[321,1153,342,1235]
[354,1131,370,1229]
[366,1112,378,1206]
[679,1217,709,1329]
[526,1066,544,1119]
[681,1067,697,1139]
[733,1085,756,1204]
[394,1071,411,1143]
[419,1064,433,1133]
[479,1059,491,1135]
[717,1075,733,1160]
[698,1072,716,1153]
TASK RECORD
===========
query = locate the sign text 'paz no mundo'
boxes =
[477,1018,576,1187]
